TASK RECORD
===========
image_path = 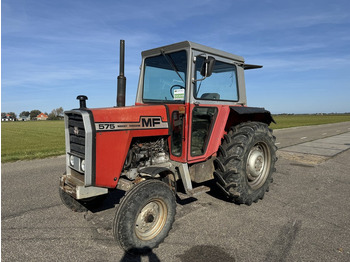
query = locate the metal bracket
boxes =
[177,163,193,194]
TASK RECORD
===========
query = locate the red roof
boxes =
[37,113,48,118]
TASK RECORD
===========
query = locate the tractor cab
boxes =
[135,41,260,164]
[136,41,249,106]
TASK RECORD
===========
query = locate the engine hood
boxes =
[90,105,169,131]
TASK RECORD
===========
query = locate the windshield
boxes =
[143,50,187,103]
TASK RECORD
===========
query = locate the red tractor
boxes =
[59,40,277,254]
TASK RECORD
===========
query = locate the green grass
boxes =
[1,114,350,163]
[1,120,65,163]
[271,114,350,129]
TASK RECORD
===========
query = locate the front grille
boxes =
[67,113,85,156]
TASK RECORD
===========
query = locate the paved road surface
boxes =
[273,121,350,148]
[2,122,350,261]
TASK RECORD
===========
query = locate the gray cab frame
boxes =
[135,41,251,106]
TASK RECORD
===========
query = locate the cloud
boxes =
[259,54,350,72]
[2,0,350,114]
[2,67,95,89]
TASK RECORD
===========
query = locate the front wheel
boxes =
[113,179,176,254]
[214,122,277,205]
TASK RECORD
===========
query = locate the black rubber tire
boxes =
[214,121,277,205]
[59,187,107,212]
[113,179,176,254]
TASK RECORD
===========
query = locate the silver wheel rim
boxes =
[135,199,167,241]
[246,142,271,189]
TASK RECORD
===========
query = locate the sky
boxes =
[2,0,350,115]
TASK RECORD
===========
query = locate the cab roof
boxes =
[141,41,245,63]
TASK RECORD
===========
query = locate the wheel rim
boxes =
[135,199,168,241]
[246,142,271,189]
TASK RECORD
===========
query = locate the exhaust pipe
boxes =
[77,95,88,108]
[117,40,126,107]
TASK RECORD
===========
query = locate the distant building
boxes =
[18,115,31,121]
[37,113,48,120]
[2,114,15,121]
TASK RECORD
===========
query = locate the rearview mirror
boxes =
[200,56,215,77]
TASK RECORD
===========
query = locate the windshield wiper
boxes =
[161,50,185,84]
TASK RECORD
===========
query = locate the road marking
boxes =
[322,133,327,135]
[275,143,280,145]
[300,137,307,140]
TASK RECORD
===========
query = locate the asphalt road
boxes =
[2,122,350,262]
[273,121,350,148]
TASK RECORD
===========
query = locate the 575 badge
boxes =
[95,116,168,131]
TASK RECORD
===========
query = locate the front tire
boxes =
[113,179,176,254]
[214,122,277,205]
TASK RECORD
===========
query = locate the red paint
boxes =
[91,105,169,188]
[187,104,230,163]
[90,103,234,188]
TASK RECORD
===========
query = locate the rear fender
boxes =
[226,106,275,130]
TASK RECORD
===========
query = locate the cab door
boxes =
[187,52,239,162]
[167,104,188,163]
[188,103,220,163]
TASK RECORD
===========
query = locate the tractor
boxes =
[59,40,277,254]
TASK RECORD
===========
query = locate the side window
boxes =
[171,111,183,156]
[194,57,238,101]
[191,107,217,156]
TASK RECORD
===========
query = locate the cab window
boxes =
[194,57,238,101]
[143,50,187,103]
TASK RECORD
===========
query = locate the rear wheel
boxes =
[214,122,277,205]
[113,179,176,254]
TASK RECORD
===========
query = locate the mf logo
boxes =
[141,117,161,127]
[95,116,168,131]
[73,126,79,135]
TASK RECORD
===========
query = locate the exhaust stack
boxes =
[117,40,126,107]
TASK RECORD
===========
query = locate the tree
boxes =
[56,107,64,118]
[1,112,6,118]
[8,112,17,120]
[19,111,30,117]
[30,110,41,120]
[48,107,64,120]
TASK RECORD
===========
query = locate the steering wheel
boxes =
[170,85,185,98]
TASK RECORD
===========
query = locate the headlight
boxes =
[70,155,75,166]
[81,160,85,172]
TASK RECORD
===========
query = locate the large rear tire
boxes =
[113,179,176,254]
[214,122,277,205]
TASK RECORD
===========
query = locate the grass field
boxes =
[1,120,65,163]
[271,114,350,129]
[1,114,350,163]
